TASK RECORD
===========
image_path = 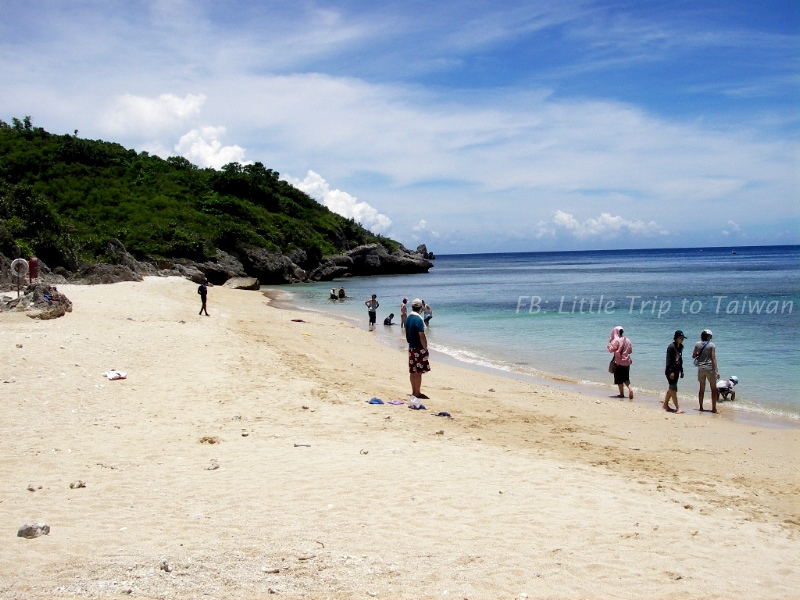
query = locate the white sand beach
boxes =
[1,277,798,599]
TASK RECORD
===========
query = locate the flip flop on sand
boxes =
[388,400,404,405]
[367,398,384,404]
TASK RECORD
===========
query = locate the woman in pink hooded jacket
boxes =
[607,326,633,399]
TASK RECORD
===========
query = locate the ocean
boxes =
[272,246,800,423]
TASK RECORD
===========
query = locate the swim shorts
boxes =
[408,347,431,374]
[368,311,377,325]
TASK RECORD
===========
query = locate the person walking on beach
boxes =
[365,294,379,331]
[663,330,686,413]
[406,298,430,399]
[197,280,209,316]
[607,326,633,399]
[400,297,408,329]
[693,329,719,413]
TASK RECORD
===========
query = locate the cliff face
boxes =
[1,241,433,287]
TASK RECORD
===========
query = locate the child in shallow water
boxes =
[716,376,738,401]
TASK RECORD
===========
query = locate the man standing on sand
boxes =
[198,280,209,316]
[365,294,379,331]
[406,298,430,399]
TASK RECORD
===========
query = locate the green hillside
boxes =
[0,117,399,271]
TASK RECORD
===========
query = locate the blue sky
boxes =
[1,0,797,253]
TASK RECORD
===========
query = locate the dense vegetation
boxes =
[0,117,399,270]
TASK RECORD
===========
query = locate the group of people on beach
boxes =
[364,295,432,331]
[364,294,433,399]
[607,326,738,415]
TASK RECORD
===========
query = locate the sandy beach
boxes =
[1,277,798,599]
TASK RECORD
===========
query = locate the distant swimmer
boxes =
[384,313,395,326]
[329,288,338,300]
[338,287,346,299]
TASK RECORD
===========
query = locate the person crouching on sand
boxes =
[663,330,685,413]
[607,326,633,399]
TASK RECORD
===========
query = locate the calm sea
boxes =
[273,246,800,422]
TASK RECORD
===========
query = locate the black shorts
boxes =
[368,311,377,324]
[665,370,680,392]
[613,365,630,385]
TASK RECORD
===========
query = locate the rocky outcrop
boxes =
[239,248,307,284]
[0,283,73,318]
[77,263,143,284]
[308,244,432,281]
[223,277,260,290]
[195,250,248,285]
[1,239,434,289]
[416,244,436,260]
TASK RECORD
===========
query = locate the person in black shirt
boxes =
[198,280,209,316]
[662,330,685,413]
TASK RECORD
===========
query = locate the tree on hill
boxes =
[0,117,403,276]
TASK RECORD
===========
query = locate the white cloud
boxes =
[533,221,556,239]
[100,93,206,136]
[722,220,742,236]
[412,219,439,238]
[283,170,392,234]
[174,126,248,169]
[551,210,669,239]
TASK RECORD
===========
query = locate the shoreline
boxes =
[3,277,798,599]
[264,287,799,431]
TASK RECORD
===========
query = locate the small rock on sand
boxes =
[18,523,50,538]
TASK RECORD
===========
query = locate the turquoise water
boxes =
[274,246,800,421]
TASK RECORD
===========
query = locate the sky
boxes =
[1,0,798,254]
